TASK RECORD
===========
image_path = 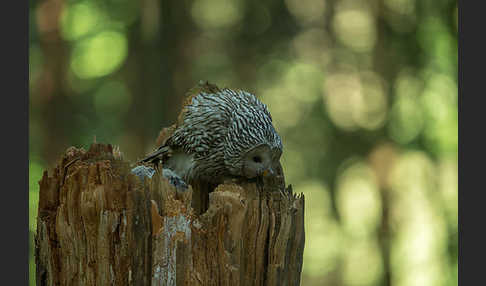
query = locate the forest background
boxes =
[29,0,458,285]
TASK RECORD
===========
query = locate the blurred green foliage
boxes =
[29,0,457,285]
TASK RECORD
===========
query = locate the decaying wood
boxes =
[35,143,305,286]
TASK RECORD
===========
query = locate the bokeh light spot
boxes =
[285,0,326,25]
[390,200,448,286]
[60,1,103,41]
[389,151,436,200]
[355,72,388,130]
[384,0,415,15]
[192,0,244,30]
[71,30,128,79]
[323,72,361,131]
[300,181,341,277]
[421,73,458,155]
[284,63,323,103]
[336,161,382,237]
[293,28,330,66]
[388,70,424,143]
[342,239,383,286]
[389,95,424,144]
[261,62,323,130]
[324,71,387,131]
[333,8,376,52]
[438,158,458,226]
[388,151,449,286]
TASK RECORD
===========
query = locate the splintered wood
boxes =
[35,143,305,286]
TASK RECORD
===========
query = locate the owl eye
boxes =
[253,156,262,163]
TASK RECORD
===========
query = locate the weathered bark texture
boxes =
[35,143,305,286]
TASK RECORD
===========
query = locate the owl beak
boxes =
[262,168,274,177]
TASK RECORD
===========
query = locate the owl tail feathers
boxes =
[140,145,171,164]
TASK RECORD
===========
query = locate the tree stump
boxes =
[35,143,305,285]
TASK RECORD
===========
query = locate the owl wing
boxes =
[140,145,171,164]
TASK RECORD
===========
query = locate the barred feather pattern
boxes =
[165,88,283,182]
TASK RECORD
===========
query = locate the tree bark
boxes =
[35,143,305,286]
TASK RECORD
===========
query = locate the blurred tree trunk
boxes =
[33,0,72,164]
[35,143,305,286]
